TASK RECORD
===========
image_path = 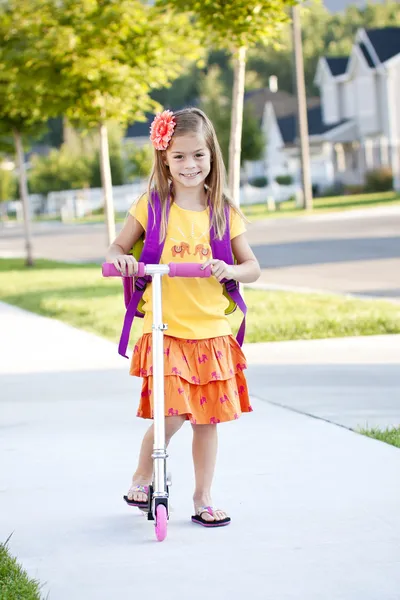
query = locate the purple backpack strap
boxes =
[118,191,168,358]
[209,203,247,346]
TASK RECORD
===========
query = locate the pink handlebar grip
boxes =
[102,263,145,277]
[102,263,121,277]
[168,263,212,278]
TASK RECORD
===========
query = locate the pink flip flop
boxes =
[191,506,231,527]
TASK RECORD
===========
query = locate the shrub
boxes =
[275,174,293,185]
[365,167,393,192]
[321,182,345,197]
[344,184,365,195]
[249,176,268,188]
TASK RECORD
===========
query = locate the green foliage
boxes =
[249,176,268,187]
[28,147,92,195]
[0,539,42,600]
[365,167,393,193]
[0,165,17,202]
[41,0,204,129]
[0,0,64,135]
[159,0,295,52]
[198,65,265,166]
[276,174,293,185]
[198,65,230,163]
[241,106,265,163]
[125,143,153,181]
[28,125,129,194]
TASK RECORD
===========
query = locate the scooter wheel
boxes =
[155,504,168,542]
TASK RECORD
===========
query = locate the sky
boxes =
[324,0,387,11]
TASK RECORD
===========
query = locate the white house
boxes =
[256,27,400,192]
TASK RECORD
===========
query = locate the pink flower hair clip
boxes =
[150,110,176,151]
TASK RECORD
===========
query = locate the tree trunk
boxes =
[99,122,116,245]
[292,5,313,210]
[14,129,34,267]
[228,46,247,206]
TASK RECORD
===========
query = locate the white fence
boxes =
[6,179,300,220]
[240,181,301,206]
[7,181,148,220]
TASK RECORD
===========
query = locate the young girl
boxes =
[106,107,260,527]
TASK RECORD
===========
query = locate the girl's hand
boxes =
[112,254,138,276]
[201,259,236,282]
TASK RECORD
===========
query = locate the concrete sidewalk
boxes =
[1,302,400,600]
[245,336,400,430]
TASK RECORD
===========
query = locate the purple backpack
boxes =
[117,191,247,358]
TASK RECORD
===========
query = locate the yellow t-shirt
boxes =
[129,195,246,339]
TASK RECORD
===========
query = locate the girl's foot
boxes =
[192,505,231,527]
[192,496,230,525]
[124,479,151,507]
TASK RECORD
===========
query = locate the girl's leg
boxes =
[191,423,228,522]
[127,415,186,502]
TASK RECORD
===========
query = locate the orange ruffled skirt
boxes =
[130,334,252,424]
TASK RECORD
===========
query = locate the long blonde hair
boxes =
[146,107,243,241]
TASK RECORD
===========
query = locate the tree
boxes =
[0,0,63,265]
[154,0,400,107]
[199,65,265,168]
[161,0,296,205]
[41,0,204,245]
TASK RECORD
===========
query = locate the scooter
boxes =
[102,261,212,541]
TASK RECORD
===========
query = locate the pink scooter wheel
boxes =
[155,504,168,542]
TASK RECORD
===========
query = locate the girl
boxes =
[106,107,260,527]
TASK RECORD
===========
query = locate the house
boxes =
[244,88,335,191]
[257,26,400,192]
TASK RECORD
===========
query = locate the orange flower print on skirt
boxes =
[130,334,253,424]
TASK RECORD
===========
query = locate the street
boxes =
[1,205,400,300]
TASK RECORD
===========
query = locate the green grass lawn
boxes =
[1,258,400,345]
[242,191,400,221]
[358,426,400,449]
[0,540,43,599]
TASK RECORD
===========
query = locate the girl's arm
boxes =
[105,214,144,275]
[201,233,261,284]
[230,233,261,283]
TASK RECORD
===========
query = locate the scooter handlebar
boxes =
[102,262,212,278]
[168,263,212,278]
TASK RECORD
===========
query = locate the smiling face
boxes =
[165,133,211,190]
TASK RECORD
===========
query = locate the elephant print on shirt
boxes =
[194,244,211,259]
[171,242,191,258]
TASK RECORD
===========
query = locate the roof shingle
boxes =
[277,105,348,144]
[325,56,349,76]
[365,27,400,63]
